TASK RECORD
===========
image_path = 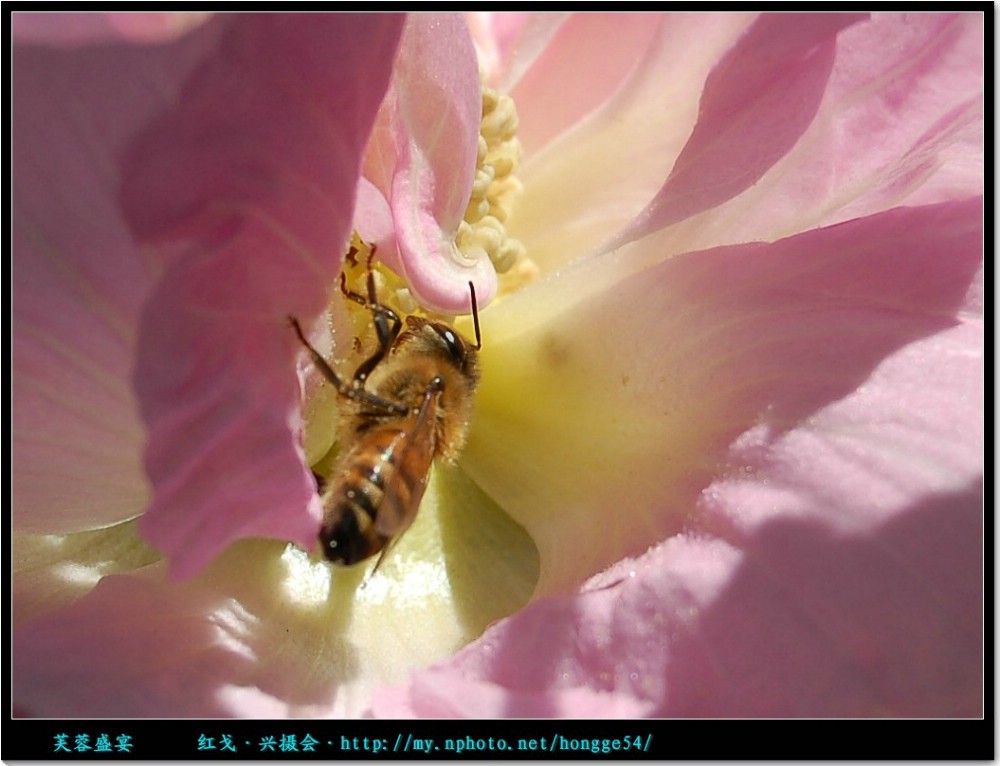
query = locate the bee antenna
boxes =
[469,281,482,350]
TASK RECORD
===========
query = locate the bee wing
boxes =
[373,386,439,540]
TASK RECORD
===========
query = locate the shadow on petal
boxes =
[375,479,981,718]
[657,481,984,716]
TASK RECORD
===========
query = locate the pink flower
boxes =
[13,11,983,720]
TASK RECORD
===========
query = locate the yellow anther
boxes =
[481,86,500,115]
[492,239,524,275]
[457,80,533,283]
[472,166,495,199]
[465,197,490,225]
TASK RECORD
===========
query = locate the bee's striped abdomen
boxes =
[319,414,435,565]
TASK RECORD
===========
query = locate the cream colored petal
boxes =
[463,197,981,596]
[13,520,160,626]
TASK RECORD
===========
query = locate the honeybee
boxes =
[290,247,481,570]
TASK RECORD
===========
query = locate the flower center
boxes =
[459,86,524,271]
[357,83,536,320]
[459,84,537,300]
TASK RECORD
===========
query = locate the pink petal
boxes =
[511,13,756,274]
[122,15,406,579]
[498,13,663,152]
[378,198,983,717]
[13,560,298,717]
[465,12,547,87]
[463,197,982,595]
[815,12,985,215]
[372,537,742,718]
[352,177,396,262]
[608,13,864,246]
[380,467,981,717]
[387,14,498,312]
[377,674,654,718]
[612,13,984,254]
[679,320,982,715]
[12,19,227,532]
[12,11,210,45]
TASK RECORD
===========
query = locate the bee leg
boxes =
[339,245,404,386]
[288,316,408,415]
[344,243,360,267]
[363,538,396,586]
[310,470,327,492]
[289,316,347,390]
[341,273,401,385]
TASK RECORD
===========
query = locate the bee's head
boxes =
[402,317,479,381]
